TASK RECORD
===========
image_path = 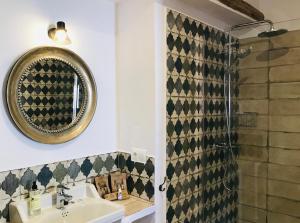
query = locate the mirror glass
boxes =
[7,47,97,144]
[18,59,85,132]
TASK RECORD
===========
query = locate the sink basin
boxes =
[10,183,125,223]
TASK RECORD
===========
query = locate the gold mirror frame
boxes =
[6,47,97,144]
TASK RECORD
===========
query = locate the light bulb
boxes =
[54,29,67,42]
[48,21,71,44]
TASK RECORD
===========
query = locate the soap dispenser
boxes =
[29,181,41,216]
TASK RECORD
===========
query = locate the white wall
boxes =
[0,0,117,171]
[153,4,167,222]
[116,2,167,222]
[116,0,156,156]
[116,0,233,157]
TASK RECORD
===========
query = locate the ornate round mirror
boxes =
[6,47,97,144]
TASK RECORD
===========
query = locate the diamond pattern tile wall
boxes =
[0,171,20,200]
[166,9,239,223]
[118,152,155,202]
[166,9,204,223]
[0,199,10,223]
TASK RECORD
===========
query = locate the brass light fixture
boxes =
[48,21,71,44]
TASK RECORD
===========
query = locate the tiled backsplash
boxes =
[0,151,154,222]
[118,152,154,202]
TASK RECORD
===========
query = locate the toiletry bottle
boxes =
[117,185,123,200]
[29,181,41,216]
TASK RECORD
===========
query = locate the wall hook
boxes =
[159,177,167,192]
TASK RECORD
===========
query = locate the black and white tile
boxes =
[0,170,20,222]
[0,151,154,222]
[0,199,10,223]
[118,152,155,202]
[0,170,20,201]
[166,9,238,223]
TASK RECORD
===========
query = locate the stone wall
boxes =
[238,30,300,223]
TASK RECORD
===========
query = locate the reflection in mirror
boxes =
[7,47,97,144]
[18,59,85,131]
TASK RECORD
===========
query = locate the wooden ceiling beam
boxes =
[218,0,265,21]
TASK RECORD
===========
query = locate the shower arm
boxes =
[224,19,274,48]
[229,19,274,32]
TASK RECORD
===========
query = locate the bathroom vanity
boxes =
[9,184,124,223]
[10,183,155,223]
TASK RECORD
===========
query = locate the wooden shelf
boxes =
[162,0,256,28]
[209,0,256,22]
[114,196,155,223]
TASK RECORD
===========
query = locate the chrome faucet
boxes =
[56,184,73,209]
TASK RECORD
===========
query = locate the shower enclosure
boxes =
[166,8,300,223]
[233,19,300,223]
[222,20,288,192]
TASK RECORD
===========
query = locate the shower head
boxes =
[230,20,288,38]
[258,27,288,38]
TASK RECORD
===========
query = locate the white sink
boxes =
[10,183,125,223]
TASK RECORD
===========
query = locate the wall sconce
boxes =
[48,21,71,44]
